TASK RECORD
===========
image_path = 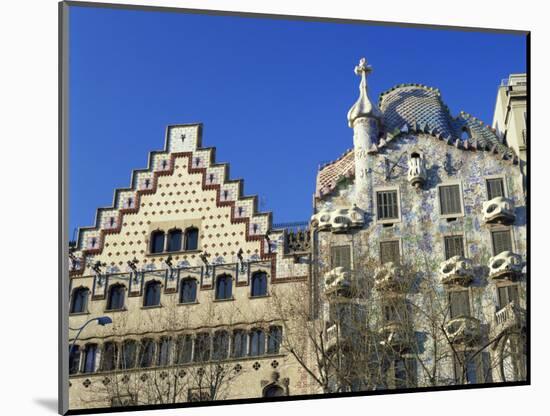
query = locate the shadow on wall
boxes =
[33,398,58,413]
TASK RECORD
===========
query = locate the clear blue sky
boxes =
[69,5,526,237]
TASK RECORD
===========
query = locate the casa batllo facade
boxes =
[68,59,527,410]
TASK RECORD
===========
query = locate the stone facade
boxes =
[68,60,527,410]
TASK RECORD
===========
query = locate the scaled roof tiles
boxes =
[316,84,517,198]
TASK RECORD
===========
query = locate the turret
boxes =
[347,58,383,209]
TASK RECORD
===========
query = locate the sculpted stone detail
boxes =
[445,316,481,345]
[439,256,474,285]
[482,197,515,224]
[407,152,427,187]
[311,204,364,233]
[488,251,522,280]
[374,262,405,291]
[324,267,351,295]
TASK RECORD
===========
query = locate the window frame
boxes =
[443,234,466,260]
[490,226,515,256]
[82,343,98,374]
[232,329,248,358]
[379,239,401,265]
[143,280,162,308]
[330,245,352,270]
[249,328,266,357]
[106,284,126,311]
[215,274,233,301]
[250,271,268,298]
[184,226,199,251]
[179,278,198,304]
[374,186,402,224]
[212,330,230,361]
[150,229,166,254]
[497,283,520,310]
[121,340,137,370]
[437,181,465,219]
[166,228,183,252]
[69,345,81,375]
[70,287,89,315]
[485,174,507,200]
[101,341,119,372]
[138,338,156,368]
[448,289,472,319]
[267,326,282,355]
[157,337,173,367]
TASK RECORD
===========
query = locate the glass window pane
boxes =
[151,231,165,253]
[185,228,199,251]
[167,229,182,252]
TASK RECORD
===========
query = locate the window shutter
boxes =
[444,235,464,259]
[376,190,399,220]
[439,185,462,215]
[380,240,400,264]
[331,245,351,270]
[450,290,470,318]
[486,178,505,200]
[491,229,513,255]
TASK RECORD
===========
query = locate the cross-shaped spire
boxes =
[354,57,373,78]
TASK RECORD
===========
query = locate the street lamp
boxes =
[69,316,113,356]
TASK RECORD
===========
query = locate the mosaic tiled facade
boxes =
[68,59,527,410]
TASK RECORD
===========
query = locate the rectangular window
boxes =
[444,235,465,259]
[454,352,482,384]
[486,178,505,200]
[194,333,211,363]
[439,184,462,216]
[376,190,399,220]
[176,335,193,364]
[492,229,513,255]
[331,245,351,270]
[498,285,519,309]
[449,290,470,319]
[380,240,400,264]
[395,358,417,388]
[82,344,97,374]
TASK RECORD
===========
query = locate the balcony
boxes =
[311,204,364,233]
[374,263,407,292]
[439,256,474,286]
[324,267,352,297]
[378,321,410,352]
[482,197,515,225]
[494,302,524,336]
[445,316,481,345]
[488,251,523,281]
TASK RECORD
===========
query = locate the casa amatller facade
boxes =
[67,59,527,410]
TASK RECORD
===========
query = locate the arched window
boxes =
[215,275,232,300]
[138,339,155,368]
[143,281,161,307]
[106,284,125,310]
[249,329,265,356]
[212,331,229,360]
[157,337,172,366]
[101,342,118,371]
[263,385,285,397]
[194,333,211,362]
[150,230,165,254]
[179,278,197,304]
[70,287,89,314]
[166,228,182,252]
[121,340,137,370]
[176,335,193,364]
[69,345,80,375]
[232,330,247,358]
[461,128,470,140]
[267,326,282,354]
[82,344,97,373]
[251,272,268,297]
[184,227,199,251]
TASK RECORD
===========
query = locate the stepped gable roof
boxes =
[70,123,275,275]
[316,84,518,199]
